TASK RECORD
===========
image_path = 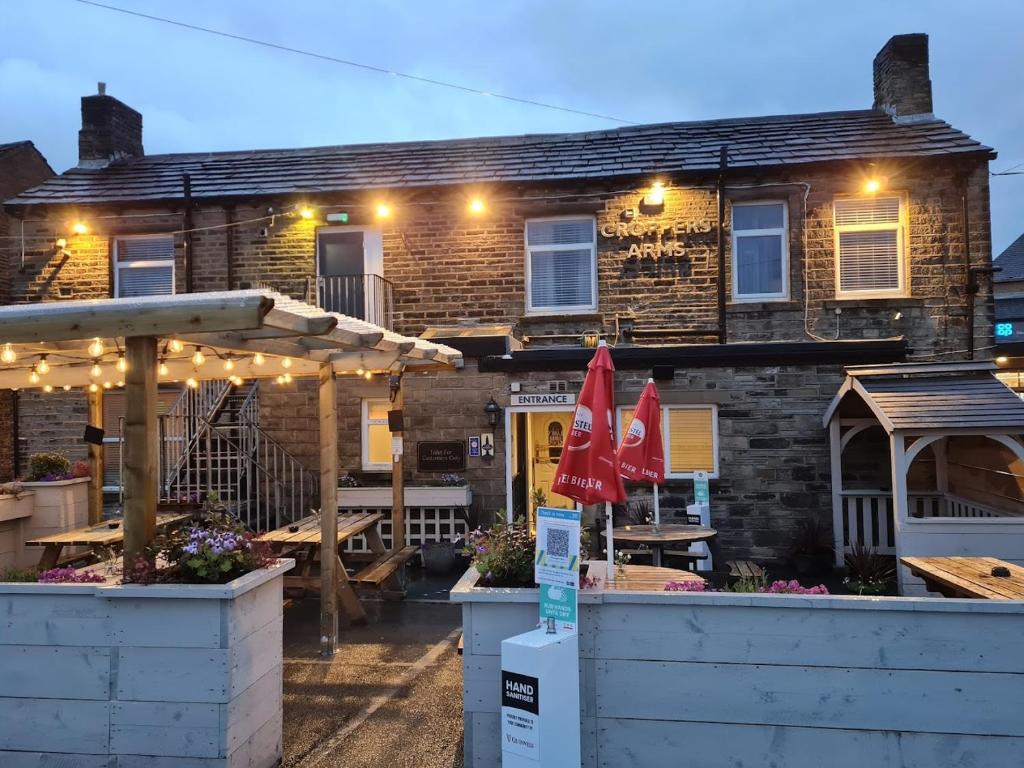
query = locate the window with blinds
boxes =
[618,405,718,478]
[732,201,788,301]
[834,196,904,296]
[114,235,175,297]
[101,388,182,489]
[362,399,392,471]
[525,217,597,313]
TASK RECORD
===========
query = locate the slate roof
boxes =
[824,362,1024,432]
[0,141,33,156]
[6,109,993,206]
[995,296,1024,322]
[995,233,1024,283]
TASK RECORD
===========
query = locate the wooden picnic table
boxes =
[901,556,1024,600]
[26,512,190,570]
[586,561,704,591]
[601,524,718,568]
[260,511,398,625]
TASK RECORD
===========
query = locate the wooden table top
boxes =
[901,556,1024,600]
[600,524,717,544]
[25,512,190,547]
[587,561,704,592]
[259,511,382,546]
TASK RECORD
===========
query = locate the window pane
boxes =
[116,237,173,263]
[834,197,900,226]
[367,423,391,466]
[530,248,593,308]
[735,234,783,295]
[838,230,899,292]
[118,266,173,297]
[367,400,390,421]
[668,409,714,474]
[733,203,784,231]
[527,218,593,246]
[318,231,365,276]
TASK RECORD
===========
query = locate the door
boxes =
[507,408,576,532]
[315,227,383,319]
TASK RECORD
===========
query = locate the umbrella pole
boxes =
[653,484,660,530]
[605,501,615,582]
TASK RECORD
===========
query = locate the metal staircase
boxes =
[158,380,317,532]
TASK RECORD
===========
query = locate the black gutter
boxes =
[479,338,909,373]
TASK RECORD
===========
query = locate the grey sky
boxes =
[2,0,1021,252]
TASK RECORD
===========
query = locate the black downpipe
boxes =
[225,206,235,290]
[11,391,21,479]
[717,146,729,344]
[183,173,194,293]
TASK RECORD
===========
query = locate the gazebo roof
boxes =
[822,361,1024,433]
[0,289,462,389]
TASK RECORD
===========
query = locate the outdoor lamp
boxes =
[644,181,666,207]
[88,337,104,357]
[71,221,88,235]
[375,203,392,219]
[484,397,502,428]
[28,368,39,384]
[43,384,53,393]
[468,197,486,215]
[191,347,206,366]
[299,206,315,219]
[36,355,49,374]
[90,361,102,378]
[168,338,184,354]
[158,359,169,376]
[253,352,265,366]
[116,353,127,373]
[864,178,882,194]
[0,344,16,364]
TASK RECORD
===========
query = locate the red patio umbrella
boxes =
[616,378,665,527]
[552,341,626,579]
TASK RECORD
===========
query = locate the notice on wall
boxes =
[535,506,581,633]
[416,441,466,472]
[501,669,540,761]
[694,470,710,505]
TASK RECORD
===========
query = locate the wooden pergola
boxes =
[0,289,462,654]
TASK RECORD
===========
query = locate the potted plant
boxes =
[843,542,896,595]
[789,518,832,575]
[20,452,91,541]
[463,511,536,587]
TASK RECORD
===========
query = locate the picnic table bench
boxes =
[25,512,191,569]
[260,512,417,624]
[901,556,1024,600]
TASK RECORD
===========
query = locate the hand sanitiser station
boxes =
[500,507,582,767]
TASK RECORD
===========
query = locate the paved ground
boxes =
[281,575,465,768]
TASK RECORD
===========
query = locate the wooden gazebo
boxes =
[0,289,462,653]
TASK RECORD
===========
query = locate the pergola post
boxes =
[318,362,339,657]
[828,418,844,567]
[890,432,910,594]
[391,373,405,553]
[87,386,104,526]
[122,336,158,566]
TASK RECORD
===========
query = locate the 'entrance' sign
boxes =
[510,393,576,407]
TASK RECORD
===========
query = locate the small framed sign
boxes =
[83,425,104,446]
[387,409,404,433]
[416,441,466,472]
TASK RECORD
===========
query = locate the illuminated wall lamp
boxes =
[643,181,666,207]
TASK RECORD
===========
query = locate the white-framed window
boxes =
[525,216,597,314]
[833,196,906,298]
[113,235,175,297]
[731,201,789,301]
[361,398,392,471]
[618,404,719,479]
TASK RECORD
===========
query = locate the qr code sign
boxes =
[545,527,570,559]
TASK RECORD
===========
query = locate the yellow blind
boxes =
[618,407,635,441]
[668,408,714,474]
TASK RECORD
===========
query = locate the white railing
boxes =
[837,490,1018,559]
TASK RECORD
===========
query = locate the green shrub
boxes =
[26,452,72,482]
[1,566,39,582]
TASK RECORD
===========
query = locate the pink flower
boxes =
[664,580,706,592]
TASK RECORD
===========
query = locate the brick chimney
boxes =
[873,34,934,123]
[78,82,143,166]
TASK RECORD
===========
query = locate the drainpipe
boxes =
[959,170,975,358]
[225,206,235,290]
[183,173,194,293]
[11,391,20,480]
[717,146,729,344]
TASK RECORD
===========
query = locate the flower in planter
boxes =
[339,474,362,488]
[762,579,829,595]
[71,460,91,479]
[169,519,274,584]
[463,511,535,587]
[439,473,465,487]
[664,580,707,592]
[38,566,105,584]
[24,452,73,482]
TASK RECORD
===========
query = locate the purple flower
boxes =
[184,543,198,555]
[664,580,706,592]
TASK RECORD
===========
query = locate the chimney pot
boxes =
[78,86,143,166]
[873,33,934,122]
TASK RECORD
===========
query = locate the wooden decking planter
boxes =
[452,566,1024,768]
[0,558,293,767]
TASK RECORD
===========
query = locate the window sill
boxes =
[520,312,602,323]
[727,300,800,311]
[824,296,922,309]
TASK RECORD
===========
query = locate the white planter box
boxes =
[20,477,89,540]
[338,484,472,508]
[0,559,294,767]
[0,492,34,524]
[452,567,1024,768]
[0,493,35,570]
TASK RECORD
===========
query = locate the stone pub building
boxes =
[1,34,999,563]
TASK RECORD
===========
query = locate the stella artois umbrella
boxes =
[551,340,626,579]
[617,378,665,527]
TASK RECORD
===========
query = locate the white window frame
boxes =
[616,404,719,480]
[833,195,907,299]
[731,200,789,302]
[524,215,598,315]
[112,234,176,298]
[361,398,391,472]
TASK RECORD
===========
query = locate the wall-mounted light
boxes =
[996,356,1009,365]
[484,397,503,429]
[643,181,666,207]
[864,178,882,194]
[71,221,89,235]
[299,206,315,220]
[468,197,486,215]
[375,203,392,219]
